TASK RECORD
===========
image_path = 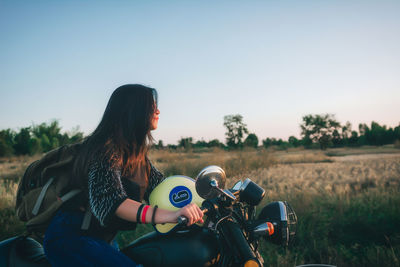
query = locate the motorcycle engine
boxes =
[258,201,297,246]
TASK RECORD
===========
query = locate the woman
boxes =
[43,84,203,266]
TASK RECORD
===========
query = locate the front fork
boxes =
[217,219,262,267]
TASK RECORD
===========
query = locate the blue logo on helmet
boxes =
[169,186,192,208]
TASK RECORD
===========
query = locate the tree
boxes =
[194,139,208,149]
[342,121,352,141]
[262,138,274,148]
[208,139,224,148]
[66,126,84,144]
[262,138,280,148]
[0,120,84,156]
[394,124,400,142]
[31,120,62,152]
[348,131,359,146]
[244,133,259,148]
[167,144,178,150]
[358,121,396,146]
[178,137,193,150]
[332,129,342,147]
[300,114,341,150]
[157,140,164,149]
[288,136,301,147]
[262,137,290,150]
[13,127,32,155]
[358,123,368,146]
[0,129,15,156]
[223,114,249,149]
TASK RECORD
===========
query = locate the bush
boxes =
[0,120,84,156]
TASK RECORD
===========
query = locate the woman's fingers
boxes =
[187,206,196,225]
[179,203,204,225]
[193,203,204,223]
[188,203,198,225]
[196,205,204,223]
[191,203,203,223]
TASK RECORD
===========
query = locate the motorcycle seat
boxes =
[0,236,50,267]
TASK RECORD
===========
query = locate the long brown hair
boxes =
[73,84,158,188]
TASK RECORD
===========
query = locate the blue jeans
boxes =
[43,210,138,267]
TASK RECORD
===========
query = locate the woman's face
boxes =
[150,107,160,130]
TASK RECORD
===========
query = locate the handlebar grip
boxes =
[177,206,208,226]
[177,216,188,226]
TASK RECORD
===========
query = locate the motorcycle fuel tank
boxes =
[122,228,218,267]
[149,175,205,234]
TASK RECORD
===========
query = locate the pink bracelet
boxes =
[141,205,150,223]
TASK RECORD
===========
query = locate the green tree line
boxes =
[1,114,399,156]
[0,120,84,157]
[298,114,400,150]
[156,114,400,151]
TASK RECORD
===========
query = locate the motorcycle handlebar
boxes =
[177,215,188,225]
[177,207,209,226]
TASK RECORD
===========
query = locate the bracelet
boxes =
[136,204,145,224]
[151,205,158,225]
[141,205,150,224]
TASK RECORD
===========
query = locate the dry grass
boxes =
[324,145,400,157]
[0,180,18,210]
[2,148,399,206]
[239,154,400,200]
[149,148,276,179]
[0,154,41,182]
[0,155,42,239]
[274,150,333,164]
[1,148,400,266]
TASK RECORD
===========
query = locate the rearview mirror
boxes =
[195,165,226,199]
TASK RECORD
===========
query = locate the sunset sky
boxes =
[1,1,399,145]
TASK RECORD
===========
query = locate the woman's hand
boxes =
[115,199,204,225]
[175,203,204,226]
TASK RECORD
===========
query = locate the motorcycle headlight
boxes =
[258,201,297,246]
[239,178,265,206]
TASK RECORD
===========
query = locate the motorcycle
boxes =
[0,165,297,267]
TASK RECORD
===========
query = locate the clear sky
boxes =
[1,0,399,145]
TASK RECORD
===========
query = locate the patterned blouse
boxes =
[87,158,165,227]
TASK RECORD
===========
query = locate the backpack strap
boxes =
[60,189,81,202]
[32,178,82,216]
[59,190,91,230]
[31,177,55,216]
[81,204,92,230]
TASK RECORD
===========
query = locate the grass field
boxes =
[1,146,399,266]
